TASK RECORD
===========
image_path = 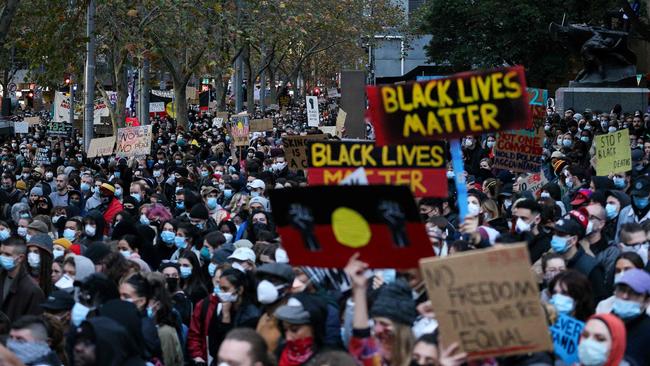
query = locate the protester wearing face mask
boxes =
[346,253,418,366]
[584,202,620,294]
[178,250,208,304]
[81,211,105,246]
[247,179,266,198]
[461,135,488,177]
[540,253,567,304]
[603,190,630,242]
[188,268,260,365]
[199,231,226,265]
[548,269,595,322]
[552,210,608,302]
[618,223,649,266]
[7,315,62,366]
[577,314,629,366]
[25,234,54,297]
[228,247,257,273]
[609,268,650,365]
[596,252,648,316]
[169,223,199,262]
[510,200,549,262]
[97,183,123,235]
[255,263,295,352]
[0,237,45,322]
[202,186,229,225]
[160,262,192,326]
[615,177,650,243]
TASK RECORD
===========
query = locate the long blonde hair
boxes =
[391,322,415,366]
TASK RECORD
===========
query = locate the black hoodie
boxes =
[72,317,145,366]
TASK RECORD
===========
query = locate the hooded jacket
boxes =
[586,314,628,366]
[73,317,146,366]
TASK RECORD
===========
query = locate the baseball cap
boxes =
[228,247,256,263]
[256,263,295,283]
[617,269,650,295]
[554,216,585,238]
[631,177,650,196]
[570,189,592,206]
[40,290,75,311]
[247,179,265,190]
[274,297,310,324]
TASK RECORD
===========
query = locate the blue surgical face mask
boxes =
[131,193,141,202]
[146,306,155,319]
[578,338,608,366]
[208,262,217,277]
[161,231,175,244]
[80,182,90,192]
[53,249,64,259]
[223,189,233,199]
[201,171,209,177]
[612,297,642,319]
[71,302,90,327]
[563,139,573,147]
[176,201,185,210]
[613,176,626,189]
[605,203,618,220]
[633,195,650,209]
[250,191,260,198]
[207,197,218,210]
[0,255,15,271]
[63,228,76,241]
[580,136,589,143]
[179,266,192,279]
[140,214,150,225]
[114,171,121,178]
[565,177,574,189]
[174,236,187,249]
[0,229,9,241]
[115,188,123,198]
[551,235,571,254]
[550,293,575,314]
[120,249,131,258]
[200,246,211,261]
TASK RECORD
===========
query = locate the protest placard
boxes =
[593,129,632,176]
[24,117,41,126]
[520,172,548,195]
[250,118,273,132]
[230,114,250,147]
[550,314,584,365]
[366,66,531,145]
[13,122,28,134]
[34,148,51,165]
[306,96,320,127]
[527,87,548,106]
[47,121,72,136]
[419,244,553,360]
[87,136,116,158]
[282,134,327,172]
[492,128,543,173]
[307,141,447,197]
[149,102,165,113]
[115,125,152,158]
[336,109,346,137]
[320,126,336,135]
[270,185,432,268]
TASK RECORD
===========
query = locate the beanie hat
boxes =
[84,242,111,264]
[189,204,209,220]
[15,181,26,191]
[30,187,44,197]
[27,234,53,255]
[27,220,49,234]
[53,238,73,250]
[552,159,569,177]
[370,281,417,326]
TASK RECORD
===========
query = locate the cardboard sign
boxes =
[250,118,273,132]
[367,66,531,145]
[550,314,584,365]
[13,122,28,134]
[521,172,548,195]
[115,125,152,158]
[594,129,632,176]
[282,134,327,172]
[527,87,548,106]
[87,136,116,158]
[307,140,448,197]
[306,96,320,127]
[270,185,432,268]
[320,126,336,135]
[335,109,347,137]
[149,102,165,113]
[230,114,250,147]
[47,121,72,136]
[24,117,41,126]
[419,244,553,360]
[493,128,543,173]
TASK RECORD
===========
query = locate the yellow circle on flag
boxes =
[331,207,371,248]
[166,102,176,119]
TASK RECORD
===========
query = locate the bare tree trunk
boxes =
[172,78,188,127]
[268,66,277,104]
[214,71,226,111]
[0,0,20,50]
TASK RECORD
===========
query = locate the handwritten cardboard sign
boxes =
[335,109,347,137]
[115,125,152,158]
[230,114,250,147]
[307,140,447,197]
[250,118,273,132]
[593,129,631,176]
[87,136,116,158]
[550,314,584,365]
[13,122,28,134]
[367,66,531,145]
[34,148,51,165]
[282,134,327,172]
[493,128,543,173]
[419,244,552,360]
[270,185,432,268]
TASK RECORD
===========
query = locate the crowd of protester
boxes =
[0,99,647,366]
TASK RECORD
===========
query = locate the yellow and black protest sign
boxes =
[306,141,448,197]
[366,66,531,145]
[594,129,632,176]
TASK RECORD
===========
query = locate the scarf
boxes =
[279,337,314,366]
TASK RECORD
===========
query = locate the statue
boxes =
[549,22,638,87]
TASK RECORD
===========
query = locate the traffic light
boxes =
[64,73,71,85]
[26,90,34,107]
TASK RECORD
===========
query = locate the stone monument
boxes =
[549,22,648,113]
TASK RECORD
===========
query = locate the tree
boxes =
[0,0,21,51]
[418,0,589,86]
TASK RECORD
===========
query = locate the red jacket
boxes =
[187,294,218,361]
[103,198,123,234]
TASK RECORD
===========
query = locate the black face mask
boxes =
[166,277,179,292]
